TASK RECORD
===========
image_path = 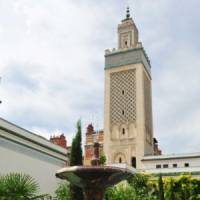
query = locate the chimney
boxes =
[50,134,67,149]
[86,124,94,135]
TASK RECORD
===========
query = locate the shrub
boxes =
[55,182,70,200]
[0,173,39,199]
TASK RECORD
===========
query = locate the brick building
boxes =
[84,124,104,166]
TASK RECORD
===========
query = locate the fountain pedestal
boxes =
[85,188,104,200]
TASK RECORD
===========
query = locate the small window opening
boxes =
[173,164,177,168]
[122,128,125,135]
[119,157,122,163]
[156,164,161,169]
[131,157,136,168]
[163,164,168,168]
[125,41,128,46]
[122,110,124,115]
[185,163,189,167]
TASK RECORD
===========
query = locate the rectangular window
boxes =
[131,157,136,168]
[163,164,168,168]
[185,163,189,167]
[173,164,177,168]
[156,164,161,169]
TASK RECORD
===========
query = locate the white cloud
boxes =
[0,0,200,154]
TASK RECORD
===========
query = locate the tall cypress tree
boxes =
[69,120,84,200]
[70,120,83,166]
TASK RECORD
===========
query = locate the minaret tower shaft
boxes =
[104,8,154,169]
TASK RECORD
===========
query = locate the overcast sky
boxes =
[0,0,200,154]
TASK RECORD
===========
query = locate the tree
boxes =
[158,174,164,200]
[69,120,84,200]
[70,120,83,166]
[0,173,39,200]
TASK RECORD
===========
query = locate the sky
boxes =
[0,0,200,154]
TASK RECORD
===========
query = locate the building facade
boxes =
[84,124,104,166]
[104,9,154,169]
[142,153,200,177]
[84,127,161,166]
[0,117,68,195]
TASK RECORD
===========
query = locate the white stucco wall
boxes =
[142,154,200,174]
[0,137,66,196]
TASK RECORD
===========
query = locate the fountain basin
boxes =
[56,165,135,200]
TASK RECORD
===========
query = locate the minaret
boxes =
[104,8,154,169]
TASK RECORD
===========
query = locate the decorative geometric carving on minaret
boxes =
[110,69,136,126]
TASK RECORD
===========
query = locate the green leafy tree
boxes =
[0,173,40,200]
[69,120,84,200]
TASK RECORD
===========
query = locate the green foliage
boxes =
[105,173,200,200]
[0,173,40,200]
[165,178,175,200]
[69,120,84,200]
[168,175,200,200]
[128,173,149,192]
[52,172,200,200]
[158,174,164,200]
[128,173,157,199]
[105,182,135,200]
[105,180,157,200]
[70,120,83,166]
[151,174,200,200]
[55,182,70,200]
[99,154,106,165]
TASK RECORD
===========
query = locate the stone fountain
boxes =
[56,135,135,200]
